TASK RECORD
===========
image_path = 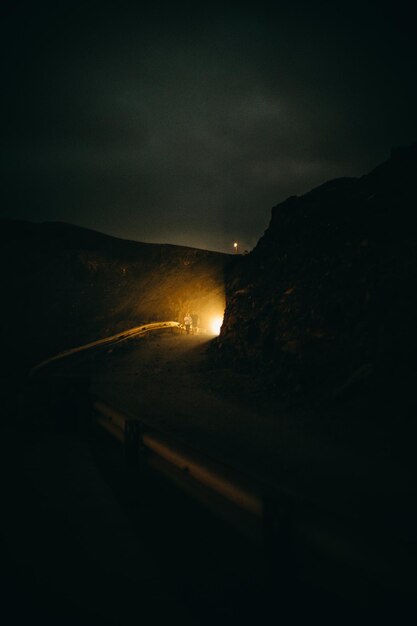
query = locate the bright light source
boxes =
[210,316,223,336]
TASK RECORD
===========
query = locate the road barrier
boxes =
[17,363,416,609]
[90,398,417,606]
[29,321,181,376]
[22,327,417,610]
[92,400,276,546]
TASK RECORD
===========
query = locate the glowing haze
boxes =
[209,316,224,336]
[1,2,416,252]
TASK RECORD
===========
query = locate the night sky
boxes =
[1,1,416,253]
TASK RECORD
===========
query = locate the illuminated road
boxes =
[86,331,417,602]
[15,329,417,613]
[91,333,293,482]
[90,333,405,513]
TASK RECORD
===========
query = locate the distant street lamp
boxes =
[233,242,238,254]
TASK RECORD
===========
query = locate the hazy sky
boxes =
[1,1,416,252]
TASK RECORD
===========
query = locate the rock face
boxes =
[0,221,227,373]
[218,144,417,402]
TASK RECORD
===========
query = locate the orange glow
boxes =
[210,315,223,335]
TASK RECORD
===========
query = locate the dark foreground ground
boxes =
[1,330,416,623]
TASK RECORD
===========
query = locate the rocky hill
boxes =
[0,221,228,375]
[217,144,417,410]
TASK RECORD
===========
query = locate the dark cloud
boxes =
[1,1,416,252]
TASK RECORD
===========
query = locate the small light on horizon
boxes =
[233,242,238,254]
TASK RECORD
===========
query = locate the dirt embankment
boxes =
[0,221,229,375]
[216,144,417,412]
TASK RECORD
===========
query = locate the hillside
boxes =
[0,221,229,375]
[217,144,417,414]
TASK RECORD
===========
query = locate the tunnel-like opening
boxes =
[177,294,225,336]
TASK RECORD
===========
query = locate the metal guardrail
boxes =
[30,321,181,376]
[92,400,274,544]
[18,359,416,607]
[17,320,417,609]
[90,398,417,605]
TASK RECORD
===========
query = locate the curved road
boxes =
[87,330,416,600]
[27,326,417,602]
[30,321,180,375]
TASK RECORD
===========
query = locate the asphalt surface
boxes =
[2,329,415,620]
